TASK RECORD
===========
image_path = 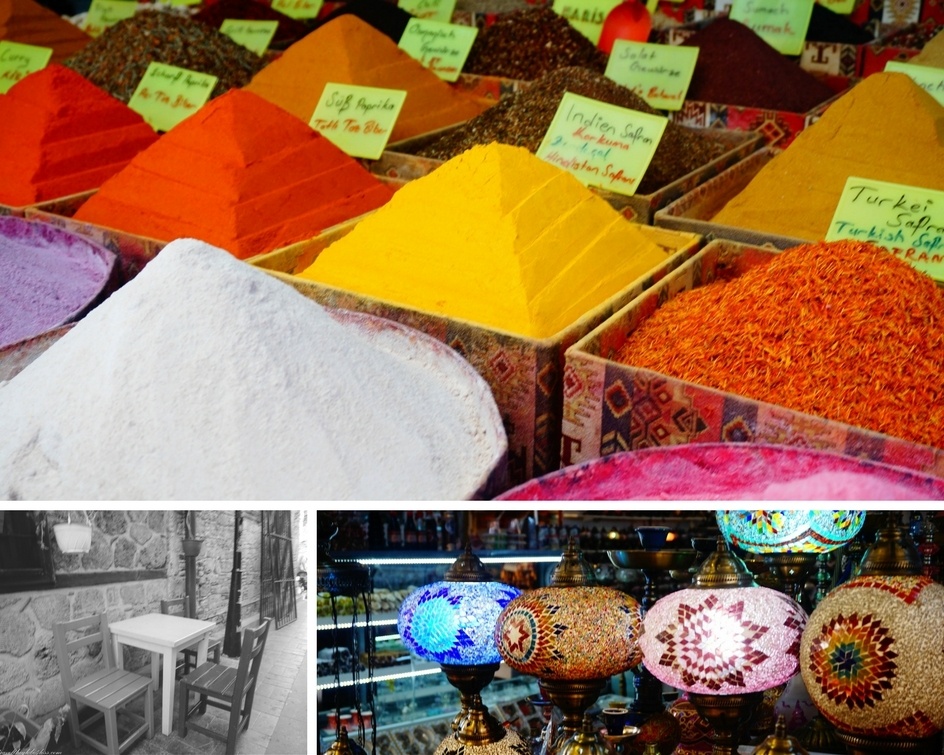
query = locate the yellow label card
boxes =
[729,0,814,56]
[397,0,457,23]
[536,92,668,197]
[816,0,856,14]
[127,62,217,133]
[552,0,622,45]
[885,61,944,107]
[0,41,52,94]
[309,83,407,159]
[605,41,698,111]
[826,176,944,282]
[220,19,278,55]
[397,18,478,82]
[84,0,136,38]
[271,0,323,19]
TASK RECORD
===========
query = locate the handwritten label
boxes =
[397,0,457,22]
[0,41,52,94]
[729,0,814,56]
[220,19,278,54]
[535,92,667,197]
[885,61,944,107]
[552,0,622,45]
[826,177,944,282]
[816,0,856,13]
[605,41,698,111]
[127,62,217,132]
[397,19,477,82]
[84,0,136,38]
[271,0,323,19]
[309,83,406,159]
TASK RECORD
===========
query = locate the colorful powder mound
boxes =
[0,65,158,207]
[244,14,491,143]
[0,0,90,63]
[73,89,395,259]
[298,143,693,339]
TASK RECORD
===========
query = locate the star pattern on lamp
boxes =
[499,610,537,661]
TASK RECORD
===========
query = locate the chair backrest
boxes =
[160,598,190,618]
[53,614,117,692]
[232,618,271,704]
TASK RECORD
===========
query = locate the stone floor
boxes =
[53,594,308,755]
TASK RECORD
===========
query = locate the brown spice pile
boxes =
[418,66,725,194]
[614,240,944,449]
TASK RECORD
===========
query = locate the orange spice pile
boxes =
[615,240,944,449]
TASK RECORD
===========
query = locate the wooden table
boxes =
[109,612,217,735]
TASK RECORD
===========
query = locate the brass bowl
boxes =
[607,550,697,571]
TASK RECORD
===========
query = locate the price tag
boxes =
[826,176,944,282]
[816,0,856,13]
[604,41,698,111]
[271,0,323,19]
[309,83,407,159]
[220,19,278,55]
[84,0,136,38]
[885,61,944,107]
[729,0,814,56]
[397,0,457,23]
[0,41,52,94]
[397,18,477,82]
[127,62,217,132]
[536,91,668,197]
[552,0,622,45]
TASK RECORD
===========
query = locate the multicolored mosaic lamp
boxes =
[799,517,944,755]
[397,543,529,755]
[495,539,644,747]
[639,538,808,755]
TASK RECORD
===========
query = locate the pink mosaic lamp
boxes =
[639,538,808,755]
[799,516,944,755]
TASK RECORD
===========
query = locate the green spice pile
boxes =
[614,240,944,449]
[462,8,608,80]
[64,11,265,102]
[418,66,725,194]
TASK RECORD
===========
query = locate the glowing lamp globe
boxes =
[717,510,866,554]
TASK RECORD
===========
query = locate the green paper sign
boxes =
[309,82,407,159]
[729,0,814,56]
[271,0,323,19]
[397,0,457,23]
[397,18,478,82]
[127,62,217,132]
[536,91,668,197]
[552,0,622,45]
[0,41,52,94]
[885,61,944,107]
[84,0,136,38]
[605,41,698,111]
[220,19,278,55]
[816,0,856,14]
[826,176,944,282]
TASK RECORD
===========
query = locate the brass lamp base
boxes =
[539,677,609,742]
[688,691,764,755]
[763,553,817,612]
[834,729,942,755]
[441,663,504,744]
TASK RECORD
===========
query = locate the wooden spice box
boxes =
[246,220,703,489]
[561,238,944,477]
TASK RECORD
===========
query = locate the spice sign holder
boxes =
[560,238,944,477]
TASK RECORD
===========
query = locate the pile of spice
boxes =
[0,216,115,350]
[193,0,311,50]
[244,15,491,143]
[63,11,265,102]
[806,3,874,44]
[0,238,506,499]
[455,0,532,15]
[462,7,608,80]
[311,0,413,43]
[712,72,944,240]
[298,143,692,339]
[680,18,836,111]
[73,89,395,259]
[418,67,725,194]
[0,65,158,207]
[911,28,944,67]
[0,0,90,62]
[613,240,944,450]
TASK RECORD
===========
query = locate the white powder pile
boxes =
[0,238,506,500]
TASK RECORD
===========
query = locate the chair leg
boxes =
[225,703,242,755]
[199,692,208,715]
[105,709,120,755]
[67,698,81,748]
[178,682,189,738]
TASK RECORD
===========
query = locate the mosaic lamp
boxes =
[495,539,644,748]
[397,543,529,754]
[639,538,808,755]
[799,516,944,755]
